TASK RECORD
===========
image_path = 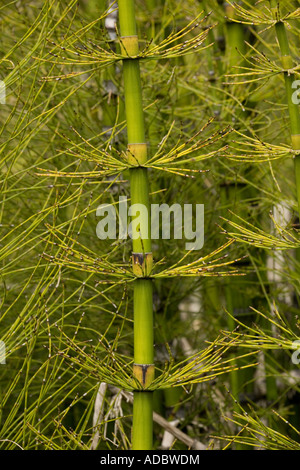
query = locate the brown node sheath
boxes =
[120,35,139,56]
[127,143,147,165]
[133,363,155,389]
[132,252,153,277]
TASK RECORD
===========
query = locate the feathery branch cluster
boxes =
[220,211,300,250]
[40,12,212,82]
[225,130,296,162]
[226,1,300,28]
[37,118,230,179]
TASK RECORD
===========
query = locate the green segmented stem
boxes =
[270,0,300,213]
[122,61,146,144]
[134,279,154,364]
[130,168,152,254]
[132,391,153,450]
[223,6,248,411]
[118,0,154,450]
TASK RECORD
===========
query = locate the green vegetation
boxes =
[0,0,300,451]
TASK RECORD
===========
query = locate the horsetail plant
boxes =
[270,1,300,214]
[38,1,259,449]
[118,0,155,449]
[117,0,250,448]
[213,0,300,440]
[4,0,295,452]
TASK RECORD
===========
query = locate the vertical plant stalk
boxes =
[225,2,278,413]
[91,2,119,450]
[265,2,294,401]
[266,0,300,419]
[222,2,248,410]
[270,1,300,213]
[118,0,154,450]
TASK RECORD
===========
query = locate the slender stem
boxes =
[270,1,300,213]
[130,168,152,253]
[268,0,300,425]
[122,60,145,144]
[134,279,153,364]
[222,4,248,408]
[226,22,246,70]
[118,0,154,450]
[119,0,137,37]
[132,391,153,449]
